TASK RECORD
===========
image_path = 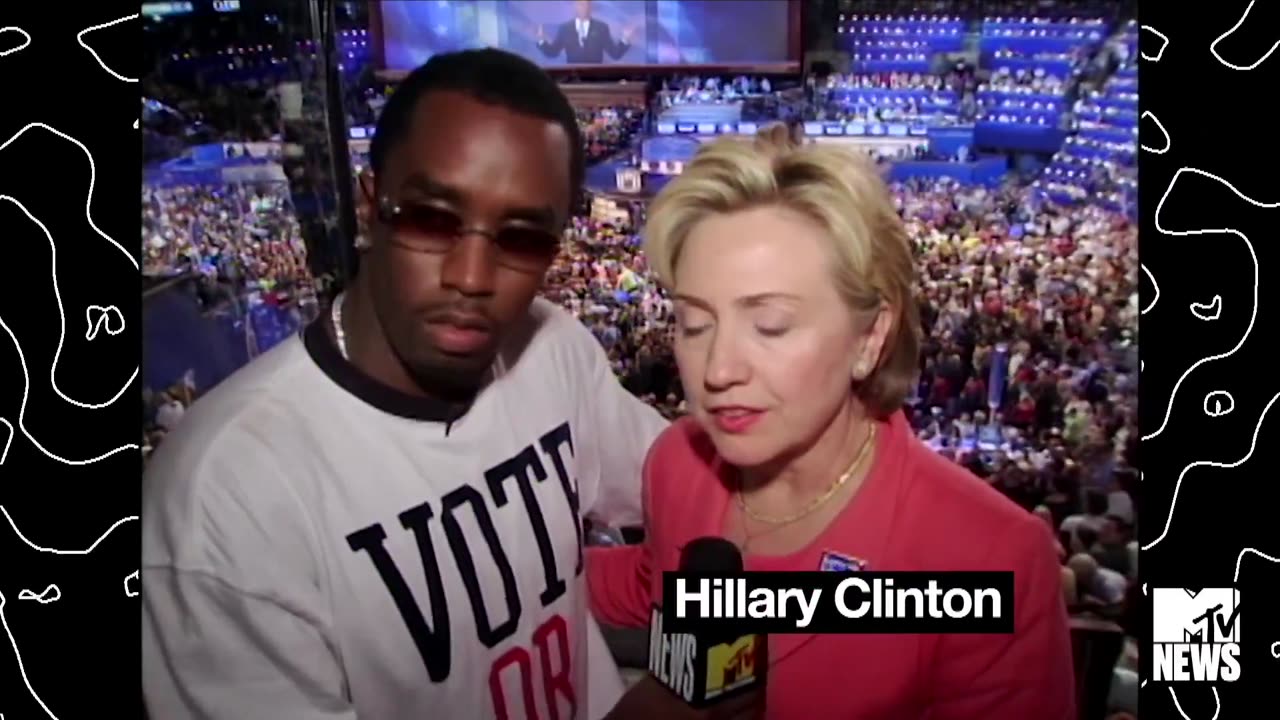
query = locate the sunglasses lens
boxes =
[379,198,559,269]
[494,227,561,267]
[393,205,464,251]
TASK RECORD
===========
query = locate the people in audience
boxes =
[143,14,1145,713]
[143,184,313,304]
[1068,552,1129,612]
[576,105,645,162]
[981,66,1070,94]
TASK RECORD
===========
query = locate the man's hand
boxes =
[605,676,764,720]
[537,24,546,42]
[621,25,635,44]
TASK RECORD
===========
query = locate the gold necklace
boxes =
[737,424,877,527]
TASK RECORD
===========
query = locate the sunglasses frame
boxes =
[361,181,561,271]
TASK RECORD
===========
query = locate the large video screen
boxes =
[379,0,792,70]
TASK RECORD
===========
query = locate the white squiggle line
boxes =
[1234,547,1280,582]
[1140,264,1160,314]
[0,197,138,417]
[1209,0,1279,71]
[1140,25,1169,61]
[0,505,138,554]
[17,585,60,605]
[1190,295,1223,321]
[1169,686,1219,720]
[1144,168,1270,441]
[0,125,136,271]
[0,123,140,411]
[124,570,139,598]
[0,418,11,465]
[0,26,31,57]
[1140,110,1171,154]
[1272,641,1279,658]
[0,508,139,717]
[0,591,59,719]
[84,305,125,341]
[0,122,137,269]
[1203,390,1235,418]
[1144,391,1280,550]
[75,14,138,83]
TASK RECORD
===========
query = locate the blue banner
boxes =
[974,122,1067,153]
[927,126,976,158]
[887,158,1008,186]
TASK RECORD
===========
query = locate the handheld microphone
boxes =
[646,537,767,708]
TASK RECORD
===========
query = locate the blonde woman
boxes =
[589,134,1074,718]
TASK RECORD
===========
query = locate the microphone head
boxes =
[679,537,743,574]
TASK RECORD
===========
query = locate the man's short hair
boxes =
[369,48,584,204]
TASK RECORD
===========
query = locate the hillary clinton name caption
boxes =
[660,571,1016,634]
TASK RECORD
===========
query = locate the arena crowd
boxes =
[142,13,1141,710]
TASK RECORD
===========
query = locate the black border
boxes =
[0,5,142,718]
[3,2,1277,718]
[1140,1,1277,717]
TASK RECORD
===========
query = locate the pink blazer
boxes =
[588,411,1076,719]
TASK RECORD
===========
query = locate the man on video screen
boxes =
[537,0,633,64]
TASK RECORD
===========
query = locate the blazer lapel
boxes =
[767,414,909,667]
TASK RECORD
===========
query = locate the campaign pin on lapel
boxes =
[818,550,867,572]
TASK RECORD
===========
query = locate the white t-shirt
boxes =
[142,298,669,719]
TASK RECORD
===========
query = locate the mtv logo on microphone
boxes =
[704,635,762,699]
[1152,588,1241,682]
[647,604,766,707]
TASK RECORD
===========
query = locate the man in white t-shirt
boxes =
[142,50,669,720]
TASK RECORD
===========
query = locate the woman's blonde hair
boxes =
[755,122,797,151]
[643,131,920,418]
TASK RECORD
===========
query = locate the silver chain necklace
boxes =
[331,292,349,360]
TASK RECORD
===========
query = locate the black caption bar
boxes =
[660,571,1016,635]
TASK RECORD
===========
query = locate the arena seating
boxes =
[979,17,1106,60]
[973,16,1101,152]
[162,28,374,83]
[837,14,967,58]
[1036,22,1138,215]
[843,16,944,72]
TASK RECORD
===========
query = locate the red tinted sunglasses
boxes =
[371,194,561,271]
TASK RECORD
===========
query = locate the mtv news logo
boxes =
[1152,588,1242,682]
[660,571,1015,634]
[648,605,765,706]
